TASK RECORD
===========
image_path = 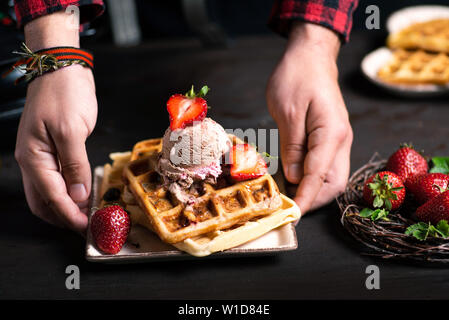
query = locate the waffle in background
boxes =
[387,19,449,54]
[377,49,449,85]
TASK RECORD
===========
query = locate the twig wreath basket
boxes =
[337,154,449,263]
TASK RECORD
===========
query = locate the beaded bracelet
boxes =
[4,43,94,84]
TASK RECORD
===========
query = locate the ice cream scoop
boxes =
[157,118,231,203]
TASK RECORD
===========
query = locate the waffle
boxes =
[125,197,299,257]
[387,19,449,54]
[122,135,283,244]
[98,137,300,256]
[377,49,449,85]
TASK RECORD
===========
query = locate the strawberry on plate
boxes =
[407,173,449,204]
[363,171,406,211]
[167,85,209,130]
[91,205,130,254]
[416,190,449,225]
[386,144,428,188]
[229,144,268,181]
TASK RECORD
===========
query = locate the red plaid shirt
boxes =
[269,0,359,42]
[14,0,104,28]
[15,0,358,42]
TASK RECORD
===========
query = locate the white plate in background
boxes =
[386,5,449,33]
[361,47,449,97]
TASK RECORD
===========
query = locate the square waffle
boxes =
[377,49,449,85]
[387,19,449,54]
[122,135,283,244]
[98,137,300,256]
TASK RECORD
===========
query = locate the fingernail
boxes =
[287,164,300,182]
[69,184,87,202]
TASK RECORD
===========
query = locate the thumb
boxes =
[279,118,307,185]
[55,135,91,206]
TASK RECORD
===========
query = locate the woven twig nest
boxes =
[337,153,449,263]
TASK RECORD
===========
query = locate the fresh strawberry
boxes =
[363,171,406,210]
[167,85,209,130]
[386,144,428,188]
[229,144,268,181]
[416,190,449,225]
[408,173,449,204]
[91,205,130,254]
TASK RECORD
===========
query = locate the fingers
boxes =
[278,114,307,185]
[307,127,353,211]
[53,130,92,207]
[16,145,88,234]
[21,173,66,228]
[293,125,340,214]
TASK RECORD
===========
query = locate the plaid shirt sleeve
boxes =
[14,0,104,28]
[268,0,359,43]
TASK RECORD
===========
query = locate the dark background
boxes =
[1,1,449,300]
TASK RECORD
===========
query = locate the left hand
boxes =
[266,22,353,215]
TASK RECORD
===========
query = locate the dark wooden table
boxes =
[1,31,449,299]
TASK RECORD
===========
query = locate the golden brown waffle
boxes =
[387,19,449,54]
[98,138,300,256]
[130,138,162,161]
[377,49,449,85]
[125,197,300,257]
[122,135,283,244]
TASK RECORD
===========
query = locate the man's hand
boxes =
[15,12,97,234]
[266,22,353,215]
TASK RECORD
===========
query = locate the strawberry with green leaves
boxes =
[386,144,428,188]
[167,85,209,130]
[363,171,405,211]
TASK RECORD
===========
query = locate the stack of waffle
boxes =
[98,135,300,257]
[378,19,449,85]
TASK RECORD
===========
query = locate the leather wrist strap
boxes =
[4,43,94,84]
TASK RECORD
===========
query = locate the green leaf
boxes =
[405,221,449,240]
[384,199,392,211]
[358,208,389,221]
[430,157,449,174]
[369,182,380,190]
[359,208,374,218]
[405,222,431,241]
[373,196,383,208]
[185,85,195,98]
[198,85,210,97]
[436,220,449,238]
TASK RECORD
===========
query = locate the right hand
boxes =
[15,65,97,234]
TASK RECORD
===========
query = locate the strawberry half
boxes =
[229,144,268,181]
[386,144,428,188]
[363,171,406,211]
[167,85,209,130]
[416,190,449,225]
[91,205,130,254]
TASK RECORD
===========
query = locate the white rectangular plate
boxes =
[85,166,299,263]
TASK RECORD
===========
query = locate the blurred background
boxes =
[1,0,449,151]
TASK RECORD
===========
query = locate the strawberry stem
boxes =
[185,85,210,98]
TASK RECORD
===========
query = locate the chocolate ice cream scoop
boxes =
[156,118,231,201]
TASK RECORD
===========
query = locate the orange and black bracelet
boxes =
[4,43,94,84]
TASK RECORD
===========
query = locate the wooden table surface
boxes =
[1,31,449,299]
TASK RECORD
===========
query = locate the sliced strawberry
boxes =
[230,144,268,181]
[167,86,209,130]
